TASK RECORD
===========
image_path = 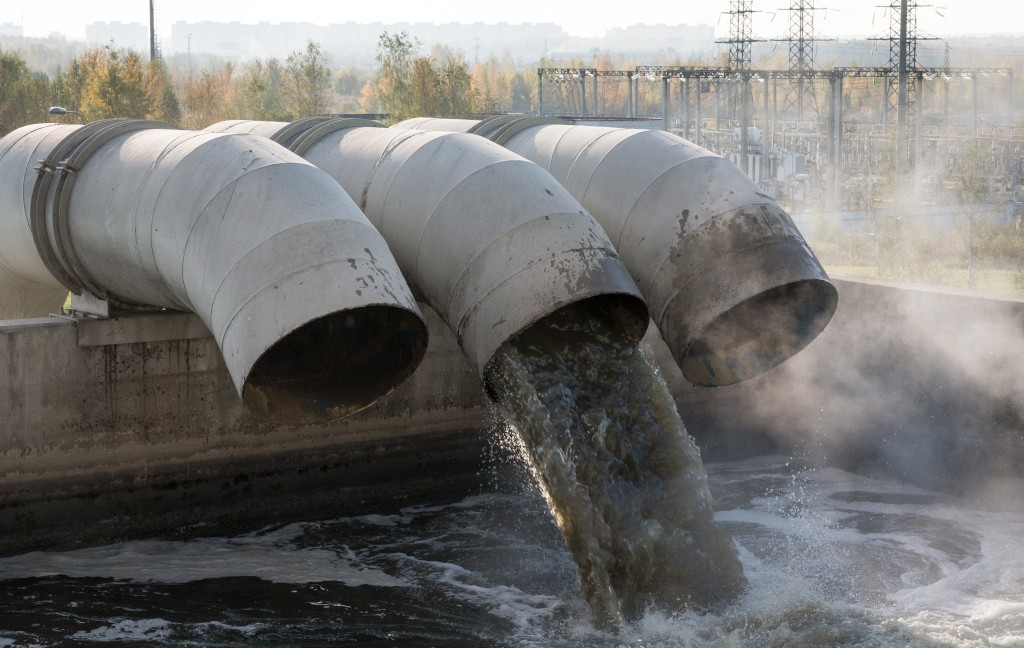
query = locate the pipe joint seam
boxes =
[289,119,383,157]
[269,116,339,148]
[30,119,177,299]
[488,116,569,146]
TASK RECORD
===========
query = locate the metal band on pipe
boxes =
[487,116,567,146]
[466,115,521,137]
[30,119,174,296]
[289,119,383,157]
[30,119,123,293]
[269,116,338,148]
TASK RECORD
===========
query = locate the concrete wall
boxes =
[0,305,489,554]
[2,277,1022,552]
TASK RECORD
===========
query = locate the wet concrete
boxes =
[1,278,1023,552]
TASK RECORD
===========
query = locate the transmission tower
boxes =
[719,0,761,70]
[870,1,935,149]
[776,1,827,119]
[717,1,764,175]
[889,0,918,131]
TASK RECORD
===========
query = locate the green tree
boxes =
[79,46,150,120]
[51,52,92,116]
[374,35,475,121]
[180,63,237,129]
[373,31,419,122]
[146,59,180,124]
[510,71,534,112]
[335,66,364,96]
[470,53,533,114]
[50,46,180,123]
[284,41,333,118]
[0,48,50,136]
[237,58,287,120]
[434,51,474,117]
[408,52,474,119]
[410,56,442,117]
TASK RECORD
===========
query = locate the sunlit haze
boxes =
[3,0,1021,42]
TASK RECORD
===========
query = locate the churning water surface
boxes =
[1,310,1022,645]
[0,456,1022,646]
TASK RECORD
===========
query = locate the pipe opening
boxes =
[483,292,648,400]
[681,278,839,387]
[242,305,428,424]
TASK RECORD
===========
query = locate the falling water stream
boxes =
[486,303,747,625]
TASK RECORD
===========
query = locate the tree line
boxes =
[0,32,540,137]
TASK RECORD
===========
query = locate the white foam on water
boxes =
[71,618,172,642]
[192,620,267,636]
[696,460,1024,647]
[393,553,565,645]
[2,457,1020,647]
[0,523,406,587]
[888,508,1024,647]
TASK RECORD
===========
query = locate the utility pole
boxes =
[149,0,160,62]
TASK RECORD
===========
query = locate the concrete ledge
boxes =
[0,302,490,553]
[0,317,72,334]
[76,311,212,347]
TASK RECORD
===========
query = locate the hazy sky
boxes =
[3,0,1019,41]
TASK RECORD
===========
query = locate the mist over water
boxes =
[486,304,747,625]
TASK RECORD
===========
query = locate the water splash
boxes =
[486,304,747,625]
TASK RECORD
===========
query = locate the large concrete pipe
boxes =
[395,117,839,387]
[0,254,68,319]
[204,119,649,383]
[0,121,428,424]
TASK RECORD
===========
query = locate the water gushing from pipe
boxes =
[487,300,747,625]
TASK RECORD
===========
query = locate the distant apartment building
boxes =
[603,23,715,56]
[0,22,23,37]
[169,20,568,65]
[165,20,713,66]
[86,21,149,53]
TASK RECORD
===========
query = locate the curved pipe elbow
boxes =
[0,123,428,424]
[530,126,838,386]
[294,126,648,382]
[399,119,838,386]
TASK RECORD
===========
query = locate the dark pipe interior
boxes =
[483,292,649,399]
[242,306,428,424]
[681,278,839,386]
